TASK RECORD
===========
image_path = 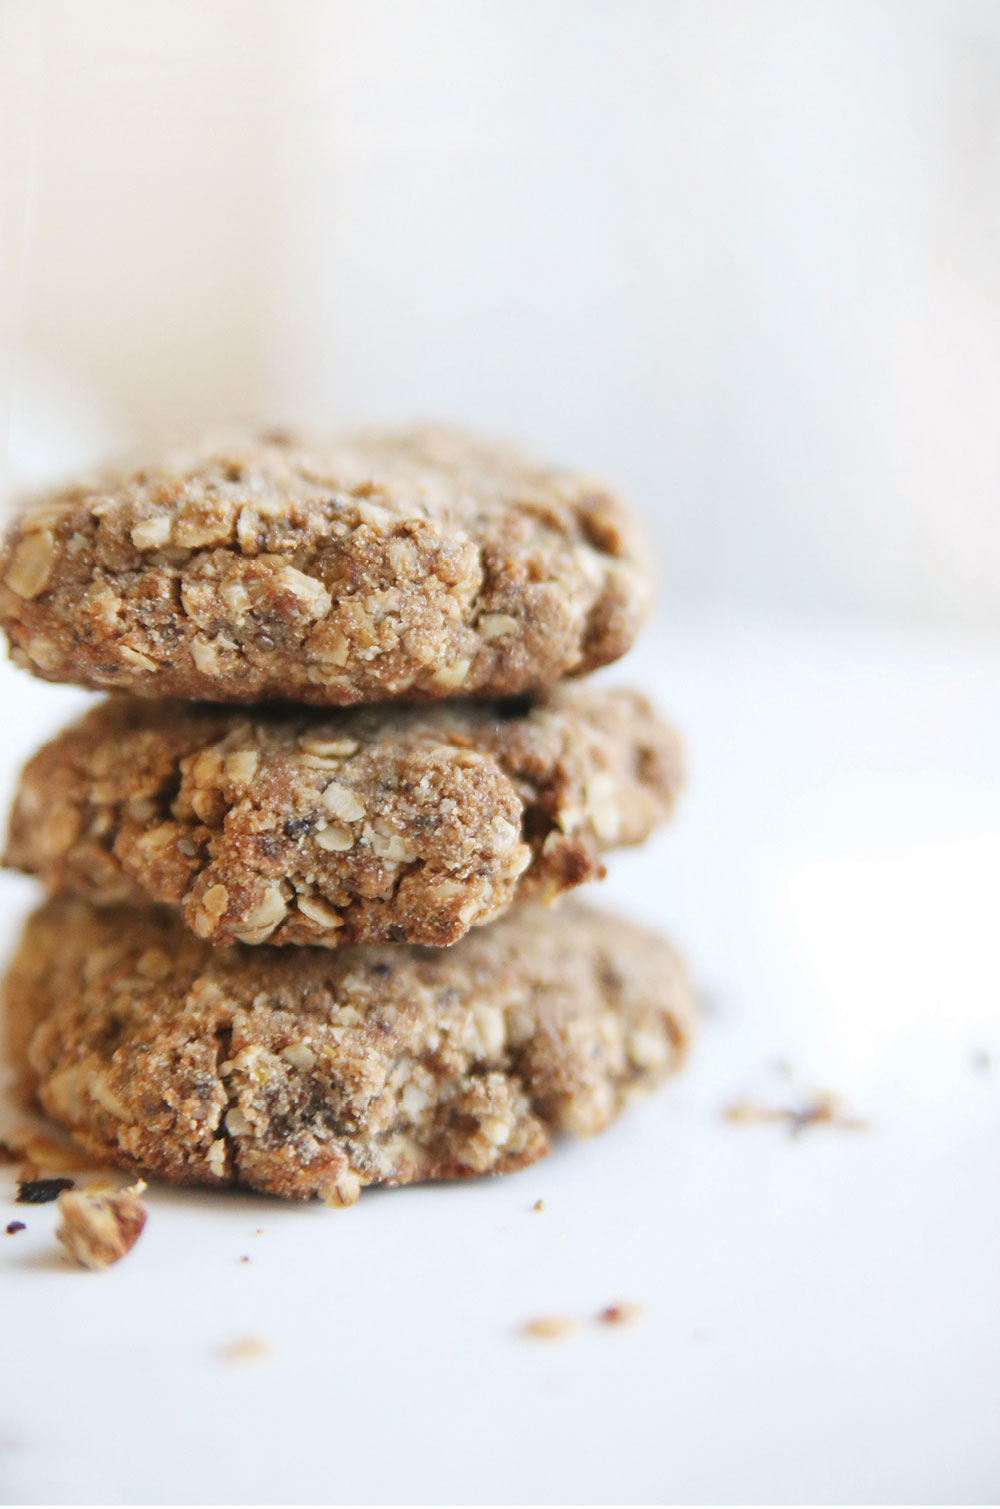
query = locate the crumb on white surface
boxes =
[54,1181,147,1270]
[218,1337,271,1363]
[520,1316,578,1341]
[597,1302,643,1326]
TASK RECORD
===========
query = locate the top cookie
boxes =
[0,427,648,705]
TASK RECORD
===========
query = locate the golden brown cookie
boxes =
[0,427,648,705]
[4,897,695,1204]
[5,687,681,948]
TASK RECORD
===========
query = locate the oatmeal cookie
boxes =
[3,897,695,1203]
[0,427,648,704]
[5,688,681,948]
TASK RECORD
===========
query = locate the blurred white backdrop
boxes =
[3,0,1000,626]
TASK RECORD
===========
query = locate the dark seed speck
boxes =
[16,1178,74,1204]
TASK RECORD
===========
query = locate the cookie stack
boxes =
[0,428,694,1205]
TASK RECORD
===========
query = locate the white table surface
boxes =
[1,612,998,1506]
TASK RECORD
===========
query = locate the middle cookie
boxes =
[6,687,682,948]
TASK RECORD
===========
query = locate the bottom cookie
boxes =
[3,897,694,1204]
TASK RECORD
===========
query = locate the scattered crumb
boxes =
[971,1049,992,1074]
[5,1221,26,1235]
[218,1337,271,1363]
[521,1304,643,1338]
[597,1302,643,1326]
[16,1176,75,1204]
[238,1255,250,1264]
[532,1199,546,1212]
[0,1426,26,1455]
[723,1090,869,1137]
[54,1182,147,1269]
[521,1315,578,1341]
[254,1228,264,1235]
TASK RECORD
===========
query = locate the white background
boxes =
[3,0,1000,625]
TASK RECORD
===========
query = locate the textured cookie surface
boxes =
[4,898,694,1203]
[0,427,647,704]
[5,688,681,947]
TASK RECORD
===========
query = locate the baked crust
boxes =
[0,427,648,704]
[3,897,695,1203]
[5,687,681,948]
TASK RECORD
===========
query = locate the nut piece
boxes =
[320,1168,362,1208]
[275,566,331,616]
[191,636,223,675]
[4,530,55,599]
[55,1182,147,1270]
[321,781,365,822]
[130,515,172,551]
[202,884,230,919]
[315,822,354,852]
[478,613,519,641]
[224,750,258,787]
[232,885,287,942]
[296,894,343,929]
[119,646,159,672]
[299,735,359,759]
[431,657,472,690]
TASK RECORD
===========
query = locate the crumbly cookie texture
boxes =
[4,897,695,1203]
[0,427,648,704]
[5,687,681,948]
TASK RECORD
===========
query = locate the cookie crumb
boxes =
[218,1337,271,1363]
[238,1254,250,1264]
[5,1221,26,1235]
[532,1199,546,1212]
[54,1182,147,1269]
[597,1302,642,1326]
[16,1176,74,1204]
[723,1090,868,1137]
[521,1316,578,1341]
[971,1049,992,1074]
